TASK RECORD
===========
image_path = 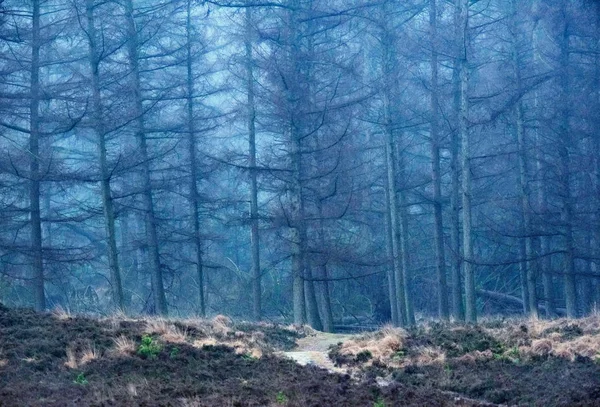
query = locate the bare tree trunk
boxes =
[581,230,593,315]
[124,0,167,316]
[245,5,261,321]
[285,0,306,326]
[449,3,465,323]
[30,0,44,312]
[397,154,415,326]
[558,6,577,318]
[510,0,537,318]
[384,181,399,326]
[314,205,334,332]
[594,3,600,313]
[301,194,322,330]
[290,125,306,324]
[119,211,134,308]
[429,0,449,321]
[530,0,555,318]
[456,0,476,323]
[86,0,124,312]
[303,261,323,331]
[186,0,204,317]
[385,133,407,327]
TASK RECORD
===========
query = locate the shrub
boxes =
[275,391,288,404]
[74,372,88,385]
[138,335,161,359]
[373,398,386,407]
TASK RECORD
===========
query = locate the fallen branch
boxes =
[477,289,566,316]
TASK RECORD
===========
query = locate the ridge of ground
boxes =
[2,304,600,406]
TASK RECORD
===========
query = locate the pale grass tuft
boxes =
[179,397,202,407]
[249,347,263,359]
[144,318,189,343]
[0,359,7,368]
[22,357,38,363]
[455,350,492,365]
[161,325,189,344]
[52,306,71,320]
[80,345,100,365]
[144,318,171,335]
[113,335,136,355]
[553,335,600,360]
[251,331,265,342]
[193,336,218,348]
[411,346,446,366]
[339,325,407,362]
[64,347,78,369]
[456,353,476,365]
[526,318,550,338]
[579,315,600,334]
[211,315,232,335]
[127,383,138,397]
[530,339,553,356]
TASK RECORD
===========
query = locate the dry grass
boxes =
[143,318,190,344]
[339,324,407,363]
[22,357,38,363]
[80,345,100,365]
[113,335,136,355]
[127,383,138,397]
[530,339,553,356]
[192,335,263,359]
[144,318,171,336]
[0,350,6,368]
[64,347,78,369]
[162,326,189,344]
[179,398,202,407]
[334,315,600,370]
[484,316,600,362]
[410,346,447,366]
[193,336,218,348]
[551,335,600,361]
[211,315,232,336]
[52,306,71,320]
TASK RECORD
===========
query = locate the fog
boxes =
[0,0,598,330]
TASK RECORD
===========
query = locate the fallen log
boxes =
[477,289,566,316]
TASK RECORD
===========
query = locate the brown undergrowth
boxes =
[0,304,469,406]
[329,316,600,406]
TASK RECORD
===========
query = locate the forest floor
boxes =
[1,304,600,406]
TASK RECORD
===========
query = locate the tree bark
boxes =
[290,124,306,325]
[429,0,449,321]
[244,5,261,321]
[456,0,476,323]
[594,3,600,313]
[397,153,415,326]
[557,6,577,318]
[186,0,205,317]
[530,0,555,318]
[449,3,464,323]
[385,133,407,327]
[384,179,399,326]
[86,0,125,312]
[314,203,334,332]
[30,0,45,312]
[510,0,538,318]
[124,0,168,316]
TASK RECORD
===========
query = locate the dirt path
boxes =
[281,332,354,373]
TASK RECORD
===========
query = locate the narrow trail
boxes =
[281,332,354,373]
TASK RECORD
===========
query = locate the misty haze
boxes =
[1,0,600,406]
